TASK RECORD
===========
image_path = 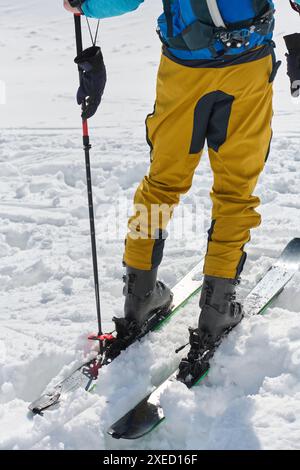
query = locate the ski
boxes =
[107,238,300,440]
[28,262,204,414]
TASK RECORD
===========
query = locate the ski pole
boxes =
[73,13,103,343]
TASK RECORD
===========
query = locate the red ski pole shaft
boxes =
[74,14,103,338]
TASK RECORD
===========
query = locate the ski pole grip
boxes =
[73,14,89,134]
[74,14,83,56]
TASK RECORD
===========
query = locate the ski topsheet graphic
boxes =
[28,262,204,414]
[107,238,300,440]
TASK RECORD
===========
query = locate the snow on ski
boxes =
[107,238,300,440]
[28,262,204,414]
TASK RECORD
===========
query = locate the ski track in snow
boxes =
[0,0,300,450]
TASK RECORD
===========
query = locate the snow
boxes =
[0,0,300,451]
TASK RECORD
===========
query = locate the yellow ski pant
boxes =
[124,52,274,279]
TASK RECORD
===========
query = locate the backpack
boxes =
[158,0,275,59]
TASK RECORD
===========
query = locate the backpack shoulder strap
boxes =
[162,0,173,37]
[252,0,273,16]
[205,0,226,28]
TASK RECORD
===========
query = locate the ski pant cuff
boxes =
[203,266,240,280]
[123,255,153,271]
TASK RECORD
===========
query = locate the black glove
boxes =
[284,33,300,98]
[290,1,300,14]
[74,46,107,120]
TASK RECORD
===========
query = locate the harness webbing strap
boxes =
[205,0,226,28]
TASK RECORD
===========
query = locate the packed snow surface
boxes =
[0,0,300,450]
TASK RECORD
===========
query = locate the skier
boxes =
[64,1,300,383]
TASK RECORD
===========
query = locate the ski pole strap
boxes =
[85,17,100,46]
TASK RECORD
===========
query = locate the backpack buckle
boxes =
[219,28,251,49]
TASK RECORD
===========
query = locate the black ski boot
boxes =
[107,267,173,361]
[197,275,243,345]
[123,266,173,327]
[178,275,243,386]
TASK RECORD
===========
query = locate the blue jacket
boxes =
[82,0,144,19]
[81,1,299,60]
